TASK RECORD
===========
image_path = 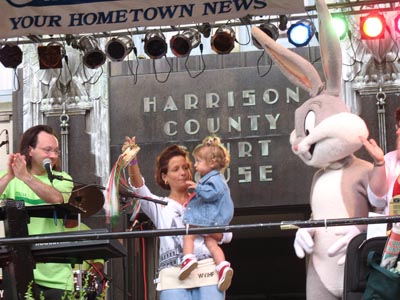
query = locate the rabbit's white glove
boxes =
[294,228,315,258]
[328,225,361,265]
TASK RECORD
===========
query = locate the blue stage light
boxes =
[287,19,315,47]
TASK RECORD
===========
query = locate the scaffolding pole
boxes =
[1,215,400,246]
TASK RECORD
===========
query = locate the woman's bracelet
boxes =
[374,160,385,167]
[129,159,137,166]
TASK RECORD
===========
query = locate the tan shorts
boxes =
[156,258,218,291]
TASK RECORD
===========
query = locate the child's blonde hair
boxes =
[193,135,230,172]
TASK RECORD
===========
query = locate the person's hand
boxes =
[328,225,360,265]
[11,153,29,181]
[186,180,196,190]
[293,228,315,258]
[122,136,136,153]
[6,153,15,179]
[360,136,385,165]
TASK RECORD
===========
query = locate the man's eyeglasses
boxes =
[37,147,61,156]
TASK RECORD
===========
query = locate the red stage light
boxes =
[395,14,400,34]
[360,13,386,39]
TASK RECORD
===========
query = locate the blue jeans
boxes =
[160,285,224,300]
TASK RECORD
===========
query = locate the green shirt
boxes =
[0,170,74,291]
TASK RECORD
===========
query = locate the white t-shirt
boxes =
[368,150,400,215]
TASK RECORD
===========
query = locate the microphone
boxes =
[42,158,54,183]
[5,130,9,155]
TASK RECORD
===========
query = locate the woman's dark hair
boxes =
[19,125,61,170]
[155,144,192,190]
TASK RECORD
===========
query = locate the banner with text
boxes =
[0,0,305,39]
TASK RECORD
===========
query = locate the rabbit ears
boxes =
[251,0,342,98]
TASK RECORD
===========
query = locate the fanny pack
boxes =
[156,258,218,291]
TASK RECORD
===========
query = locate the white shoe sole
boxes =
[218,268,234,291]
[179,261,198,280]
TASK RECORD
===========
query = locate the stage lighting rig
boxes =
[360,13,386,39]
[37,42,65,69]
[143,29,168,59]
[170,29,201,57]
[211,25,236,55]
[252,23,279,49]
[287,19,316,47]
[77,36,106,69]
[0,44,23,68]
[105,36,134,62]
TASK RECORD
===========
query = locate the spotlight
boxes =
[0,44,23,68]
[105,36,134,62]
[360,13,386,40]
[211,25,236,55]
[395,14,400,34]
[278,15,288,31]
[78,36,106,69]
[143,29,168,59]
[332,15,348,40]
[170,29,201,57]
[198,23,212,38]
[37,42,65,69]
[252,23,279,49]
[287,19,315,47]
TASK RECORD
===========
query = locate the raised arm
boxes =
[361,136,388,197]
[122,136,144,188]
[4,153,67,204]
[0,154,15,195]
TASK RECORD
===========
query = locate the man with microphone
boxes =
[0,125,74,299]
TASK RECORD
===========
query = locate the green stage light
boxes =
[332,15,348,40]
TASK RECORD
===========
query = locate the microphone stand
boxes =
[120,190,168,206]
[54,174,168,205]
[51,174,105,191]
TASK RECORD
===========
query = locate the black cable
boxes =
[256,50,272,77]
[234,21,251,46]
[153,56,172,83]
[185,43,206,78]
[127,47,139,85]
[81,64,104,85]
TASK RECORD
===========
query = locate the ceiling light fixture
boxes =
[211,25,236,55]
[78,36,106,69]
[170,29,201,57]
[143,29,168,59]
[105,36,134,62]
[0,44,23,68]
